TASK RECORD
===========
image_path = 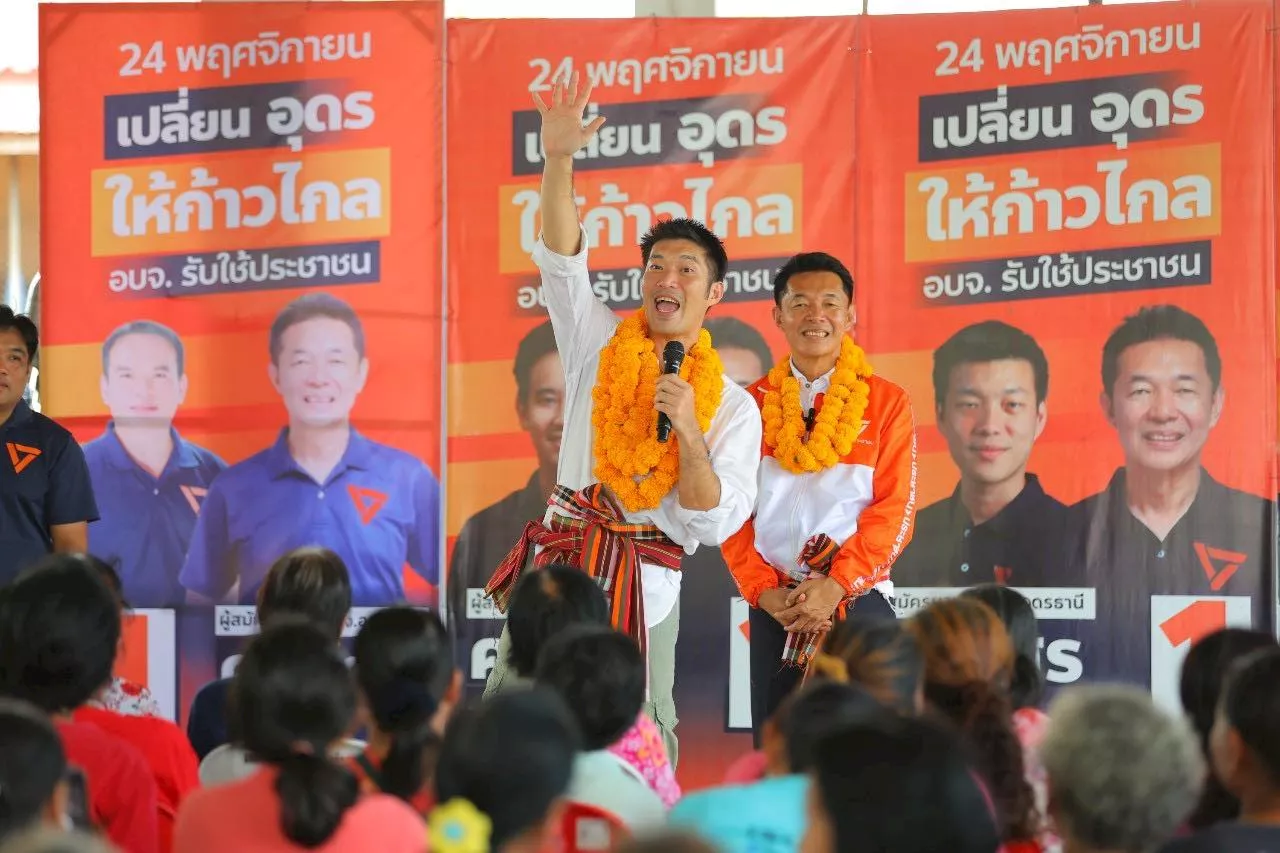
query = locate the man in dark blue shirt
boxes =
[447,321,562,699]
[893,321,1069,587]
[1068,306,1273,688]
[84,321,226,607]
[0,305,99,582]
[179,293,440,606]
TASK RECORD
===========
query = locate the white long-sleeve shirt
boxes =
[534,231,762,627]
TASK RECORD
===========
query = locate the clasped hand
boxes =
[759,575,846,634]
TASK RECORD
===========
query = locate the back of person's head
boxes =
[804,715,1000,853]
[231,621,358,848]
[0,554,120,713]
[778,680,884,773]
[1041,685,1202,853]
[811,618,923,714]
[255,547,352,639]
[907,597,1034,841]
[354,607,455,805]
[534,625,643,752]
[1178,627,1277,828]
[960,585,1043,710]
[0,700,67,842]
[435,688,580,849]
[507,564,609,678]
[1215,647,1280,799]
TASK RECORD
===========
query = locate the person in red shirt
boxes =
[0,554,160,853]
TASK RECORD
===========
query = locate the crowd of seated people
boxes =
[0,548,1274,853]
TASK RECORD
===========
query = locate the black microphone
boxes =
[656,340,686,443]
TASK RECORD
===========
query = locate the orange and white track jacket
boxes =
[721,371,918,608]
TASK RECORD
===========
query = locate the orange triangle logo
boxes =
[1193,541,1248,592]
[6,442,40,474]
[739,620,750,642]
[347,484,387,525]
[179,485,208,515]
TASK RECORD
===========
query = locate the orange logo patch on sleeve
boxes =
[6,442,40,474]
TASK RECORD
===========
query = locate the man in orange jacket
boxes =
[722,252,918,742]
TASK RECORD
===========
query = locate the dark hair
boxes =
[777,680,884,773]
[230,622,358,848]
[639,218,728,287]
[87,559,127,611]
[0,305,38,362]
[0,554,120,713]
[268,293,366,364]
[811,715,1002,853]
[507,564,609,677]
[961,585,1043,711]
[435,689,580,849]
[1101,304,1221,394]
[704,317,774,376]
[814,618,924,714]
[909,598,1037,842]
[772,252,854,307]
[353,607,452,805]
[1179,628,1278,828]
[1221,647,1280,786]
[100,320,185,375]
[256,547,352,640]
[931,321,1049,409]
[513,321,560,405]
[0,699,67,841]
[534,625,643,751]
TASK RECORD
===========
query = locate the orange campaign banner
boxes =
[39,1,443,715]
[446,17,856,785]
[858,2,1275,709]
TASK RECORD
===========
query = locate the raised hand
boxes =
[532,71,606,160]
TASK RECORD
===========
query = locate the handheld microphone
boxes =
[656,340,686,443]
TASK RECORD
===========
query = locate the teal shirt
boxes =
[669,774,808,852]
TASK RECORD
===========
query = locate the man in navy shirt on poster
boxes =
[179,292,441,606]
[84,320,226,607]
[1070,305,1272,685]
[0,305,99,582]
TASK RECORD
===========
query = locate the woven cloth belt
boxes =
[484,483,682,667]
[780,533,850,668]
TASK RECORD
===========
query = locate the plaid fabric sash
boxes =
[484,483,682,667]
[781,533,845,668]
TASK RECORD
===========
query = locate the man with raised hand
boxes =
[483,74,762,767]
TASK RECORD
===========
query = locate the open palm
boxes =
[533,72,606,159]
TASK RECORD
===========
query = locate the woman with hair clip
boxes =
[907,597,1041,849]
[808,617,925,715]
[174,622,426,852]
[352,606,460,814]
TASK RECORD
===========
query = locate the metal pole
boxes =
[4,156,23,310]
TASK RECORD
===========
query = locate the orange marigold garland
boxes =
[762,336,872,474]
[592,311,724,512]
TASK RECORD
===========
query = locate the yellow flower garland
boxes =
[592,311,725,513]
[762,336,873,474]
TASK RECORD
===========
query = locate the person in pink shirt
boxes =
[175,621,425,853]
[503,565,681,805]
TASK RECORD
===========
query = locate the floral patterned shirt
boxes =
[88,677,161,718]
[608,712,681,807]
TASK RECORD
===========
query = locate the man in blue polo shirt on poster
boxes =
[0,305,99,582]
[84,320,227,607]
[179,292,441,606]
